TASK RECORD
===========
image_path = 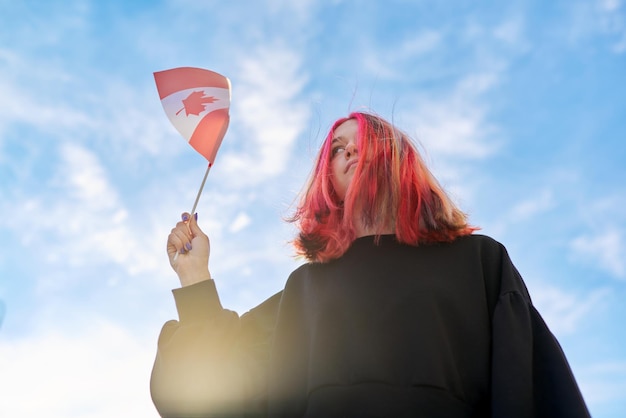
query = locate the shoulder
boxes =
[284,261,324,288]
[452,234,521,282]
[454,233,505,249]
[451,234,511,261]
[465,235,530,296]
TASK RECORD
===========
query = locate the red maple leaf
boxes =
[176,90,218,116]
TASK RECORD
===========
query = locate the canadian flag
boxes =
[154,67,231,166]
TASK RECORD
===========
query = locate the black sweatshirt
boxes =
[151,234,590,418]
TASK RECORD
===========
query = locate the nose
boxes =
[345,142,357,158]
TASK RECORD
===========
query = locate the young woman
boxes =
[151,112,590,417]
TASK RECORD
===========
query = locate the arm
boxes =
[150,213,279,417]
[490,243,590,418]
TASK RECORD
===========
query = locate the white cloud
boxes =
[409,73,501,161]
[509,189,555,220]
[0,68,92,140]
[414,103,495,160]
[0,140,168,289]
[567,0,626,53]
[267,0,316,20]
[578,360,626,406]
[363,30,443,79]
[0,300,5,330]
[0,320,157,418]
[571,229,626,279]
[530,283,609,335]
[402,15,531,167]
[493,17,527,46]
[47,143,147,272]
[598,0,626,52]
[218,44,310,186]
[92,80,184,161]
[482,189,557,237]
[59,143,121,209]
[601,0,622,11]
[229,211,252,233]
[401,30,443,56]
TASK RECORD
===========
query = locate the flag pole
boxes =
[173,163,211,263]
[190,163,211,216]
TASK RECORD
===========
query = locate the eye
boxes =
[331,145,345,158]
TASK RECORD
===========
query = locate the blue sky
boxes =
[0,0,624,416]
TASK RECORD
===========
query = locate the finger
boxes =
[176,221,193,239]
[188,212,205,238]
[168,227,191,254]
[181,212,193,236]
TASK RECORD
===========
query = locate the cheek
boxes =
[330,159,340,179]
[329,161,344,198]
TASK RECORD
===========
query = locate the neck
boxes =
[349,198,395,238]
[354,217,394,238]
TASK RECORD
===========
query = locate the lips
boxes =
[345,159,358,173]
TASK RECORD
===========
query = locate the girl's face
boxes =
[330,119,359,201]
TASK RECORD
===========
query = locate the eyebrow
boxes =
[331,136,345,144]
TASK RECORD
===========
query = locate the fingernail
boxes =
[185,243,192,251]
[180,248,186,254]
[194,213,198,221]
[182,214,189,222]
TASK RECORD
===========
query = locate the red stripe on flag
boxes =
[154,67,230,99]
[189,108,230,165]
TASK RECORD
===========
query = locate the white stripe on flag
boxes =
[160,87,230,142]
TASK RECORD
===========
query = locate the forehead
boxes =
[332,119,358,140]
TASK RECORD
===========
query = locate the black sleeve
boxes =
[150,279,281,417]
[490,247,591,418]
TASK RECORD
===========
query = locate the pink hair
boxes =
[289,111,477,262]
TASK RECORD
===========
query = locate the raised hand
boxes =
[167,212,212,287]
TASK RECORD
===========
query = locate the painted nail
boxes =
[194,213,198,221]
[185,242,192,251]
[182,214,189,222]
